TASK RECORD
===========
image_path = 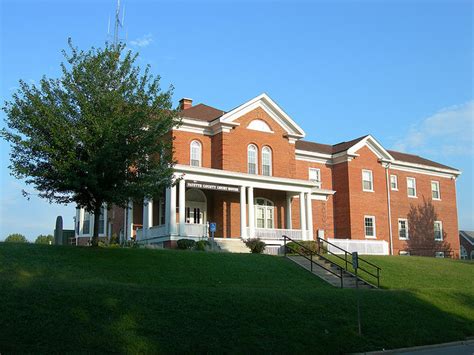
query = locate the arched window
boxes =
[247,144,258,174]
[262,146,272,176]
[255,198,274,229]
[247,119,272,133]
[190,140,202,167]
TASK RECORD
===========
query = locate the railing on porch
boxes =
[179,223,208,238]
[327,238,389,255]
[136,224,168,242]
[247,227,304,240]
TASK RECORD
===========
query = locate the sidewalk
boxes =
[362,339,474,355]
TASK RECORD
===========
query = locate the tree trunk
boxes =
[91,204,102,247]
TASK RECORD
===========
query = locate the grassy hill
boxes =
[0,243,472,353]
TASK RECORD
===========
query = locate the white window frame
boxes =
[390,175,398,191]
[431,181,441,200]
[364,215,376,239]
[247,144,258,175]
[435,251,445,258]
[261,146,272,176]
[398,218,409,240]
[190,140,202,167]
[407,177,417,198]
[255,198,274,229]
[460,245,467,260]
[434,220,443,241]
[362,170,374,192]
[309,168,321,188]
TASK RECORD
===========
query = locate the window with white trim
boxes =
[247,144,258,174]
[434,221,443,241]
[407,177,417,197]
[460,245,467,260]
[262,146,272,176]
[390,175,398,190]
[309,168,321,188]
[362,170,374,192]
[190,140,202,167]
[82,211,91,235]
[98,206,105,235]
[255,198,274,229]
[398,218,408,240]
[435,251,445,258]
[364,216,376,238]
[431,181,440,200]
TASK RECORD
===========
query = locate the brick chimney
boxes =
[179,98,193,111]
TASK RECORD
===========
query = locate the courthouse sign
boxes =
[186,181,239,193]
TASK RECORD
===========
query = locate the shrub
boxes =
[35,234,54,245]
[177,239,196,250]
[245,238,266,254]
[4,233,28,243]
[286,241,320,256]
[195,240,210,251]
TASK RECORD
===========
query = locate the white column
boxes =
[127,199,133,241]
[248,187,255,238]
[179,179,186,235]
[305,192,313,240]
[299,191,306,240]
[286,193,292,229]
[143,198,153,238]
[167,184,177,235]
[240,186,247,239]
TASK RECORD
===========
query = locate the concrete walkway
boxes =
[363,339,474,354]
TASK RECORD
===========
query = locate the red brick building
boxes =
[74,94,461,257]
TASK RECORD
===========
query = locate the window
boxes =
[398,219,408,240]
[262,146,272,176]
[399,251,410,256]
[190,140,202,167]
[247,144,258,174]
[82,211,91,235]
[435,251,445,258]
[390,175,398,190]
[309,168,321,188]
[160,198,166,225]
[364,216,376,238]
[434,221,443,241]
[98,206,105,235]
[460,245,467,260]
[255,198,274,229]
[407,177,417,197]
[362,170,374,191]
[431,181,440,200]
[247,119,272,132]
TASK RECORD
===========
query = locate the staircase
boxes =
[213,238,250,253]
[284,236,381,289]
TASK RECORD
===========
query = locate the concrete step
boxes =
[287,255,375,289]
[214,238,250,253]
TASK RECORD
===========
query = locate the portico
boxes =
[134,164,335,244]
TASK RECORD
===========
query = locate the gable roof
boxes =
[460,231,474,245]
[219,93,306,138]
[180,104,225,122]
[387,150,456,170]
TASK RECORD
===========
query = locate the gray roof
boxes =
[460,230,474,245]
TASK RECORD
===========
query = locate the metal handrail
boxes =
[284,235,345,288]
[316,237,381,288]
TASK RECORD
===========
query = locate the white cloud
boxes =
[393,100,474,156]
[130,33,153,48]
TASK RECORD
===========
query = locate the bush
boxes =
[195,240,210,251]
[35,234,54,245]
[286,241,320,256]
[244,238,266,254]
[177,239,196,250]
[4,233,28,243]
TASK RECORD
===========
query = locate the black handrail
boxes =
[316,237,381,288]
[284,235,345,288]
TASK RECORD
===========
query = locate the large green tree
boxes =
[2,40,179,246]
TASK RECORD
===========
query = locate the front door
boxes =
[186,205,204,224]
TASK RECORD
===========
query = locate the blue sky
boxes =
[1,0,472,241]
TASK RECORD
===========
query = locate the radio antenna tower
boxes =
[107,0,126,46]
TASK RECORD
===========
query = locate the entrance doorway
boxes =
[185,189,207,225]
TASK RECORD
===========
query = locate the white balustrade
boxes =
[179,223,208,238]
[246,227,303,240]
[327,238,389,255]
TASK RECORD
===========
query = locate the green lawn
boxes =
[0,243,472,353]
